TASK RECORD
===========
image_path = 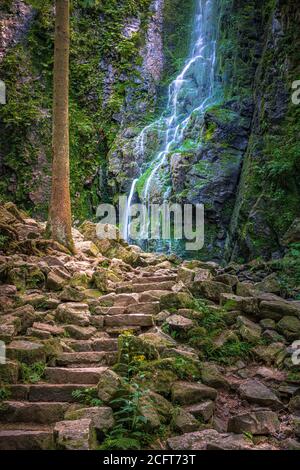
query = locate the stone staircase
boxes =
[0,269,178,449]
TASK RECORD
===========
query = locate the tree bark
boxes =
[48,0,74,253]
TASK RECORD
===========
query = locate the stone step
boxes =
[65,338,118,353]
[95,306,126,315]
[139,290,174,302]
[103,314,154,327]
[98,293,139,307]
[0,401,69,424]
[45,366,107,384]
[95,302,159,316]
[9,384,96,403]
[105,326,141,336]
[0,425,54,450]
[55,351,117,367]
[130,275,177,284]
[116,281,176,294]
[126,302,160,315]
[92,338,119,352]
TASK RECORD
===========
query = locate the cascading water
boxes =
[124,0,220,246]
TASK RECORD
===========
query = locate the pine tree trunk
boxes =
[49,0,74,253]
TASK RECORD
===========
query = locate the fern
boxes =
[100,436,141,451]
[19,362,45,384]
[71,387,103,406]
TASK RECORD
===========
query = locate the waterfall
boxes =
[122,178,138,241]
[124,0,219,245]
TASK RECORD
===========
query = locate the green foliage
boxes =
[0,234,8,251]
[0,387,11,401]
[201,338,253,365]
[271,243,300,299]
[71,387,103,407]
[0,0,153,219]
[162,0,195,84]
[100,332,154,450]
[19,362,45,384]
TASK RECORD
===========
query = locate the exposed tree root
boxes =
[9,238,71,256]
[0,223,19,241]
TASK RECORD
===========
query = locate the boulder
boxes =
[54,419,97,450]
[59,286,85,302]
[177,267,195,286]
[262,329,286,344]
[12,304,36,331]
[167,429,254,450]
[282,218,300,245]
[220,293,258,315]
[76,241,99,257]
[21,293,47,308]
[192,281,232,302]
[91,268,109,293]
[31,322,64,336]
[55,303,90,327]
[46,271,67,291]
[214,274,239,287]
[184,400,215,422]
[165,315,194,332]
[227,410,280,435]
[0,315,21,342]
[194,269,212,283]
[238,379,282,409]
[6,340,46,364]
[292,416,300,438]
[277,316,300,340]
[255,274,281,294]
[97,369,123,403]
[0,285,17,297]
[259,300,300,321]
[200,363,229,389]
[171,381,217,405]
[289,396,300,413]
[236,282,257,297]
[160,292,195,311]
[0,360,19,384]
[254,342,286,366]
[236,315,262,343]
[171,408,200,433]
[156,310,171,324]
[260,319,276,330]
[64,407,114,433]
[64,325,97,340]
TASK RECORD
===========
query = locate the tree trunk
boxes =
[48,0,74,253]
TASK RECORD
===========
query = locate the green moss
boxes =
[0,0,153,220]
[19,362,45,384]
[160,0,196,92]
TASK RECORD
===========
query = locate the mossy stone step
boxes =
[44,366,108,384]
[0,427,54,450]
[0,401,70,424]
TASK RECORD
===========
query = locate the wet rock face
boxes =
[107,0,165,194]
[228,1,300,262]
[0,1,34,63]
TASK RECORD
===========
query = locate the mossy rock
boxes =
[160,292,196,311]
